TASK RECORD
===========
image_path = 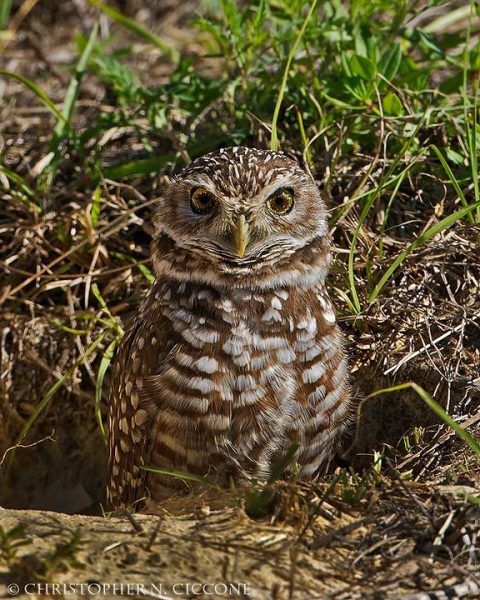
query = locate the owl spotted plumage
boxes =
[107,147,351,510]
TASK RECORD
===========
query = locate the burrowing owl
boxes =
[107,147,351,510]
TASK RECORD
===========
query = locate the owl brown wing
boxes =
[106,300,172,511]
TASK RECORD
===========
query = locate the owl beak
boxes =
[234,214,250,258]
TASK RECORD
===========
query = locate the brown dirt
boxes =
[1,480,479,600]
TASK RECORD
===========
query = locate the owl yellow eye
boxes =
[190,187,218,215]
[266,188,294,215]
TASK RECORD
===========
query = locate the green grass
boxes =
[38,22,100,195]
[366,383,480,457]
[0,524,27,566]
[0,69,65,122]
[4,0,479,220]
[0,0,12,29]
[270,0,319,151]
[86,0,179,62]
[2,0,479,473]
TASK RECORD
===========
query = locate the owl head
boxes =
[154,147,330,287]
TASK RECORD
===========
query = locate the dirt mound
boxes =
[1,480,479,599]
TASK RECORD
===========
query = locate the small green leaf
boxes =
[353,27,368,58]
[445,148,465,166]
[382,91,404,116]
[341,51,353,77]
[379,44,402,82]
[349,53,377,81]
[90,186,101,228]
[221,0,243,43]
[467,495,480,505]
[321,92,363,110]
[269,443,299,483]
[38,22,99,196]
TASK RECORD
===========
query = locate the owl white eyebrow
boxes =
[182,178,219,195]
[248,175,306,205]
[182,174,307,204]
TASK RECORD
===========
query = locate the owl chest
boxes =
[159,289,297,414]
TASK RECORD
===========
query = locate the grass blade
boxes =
[346,127,427,312]
[270,0,318,151]
[101,154,176,181]
[347,204,367,314]
[470,79,479,222]
[461,4,480,222]
[8,333,107,472]
[268,443,300,483]
[431,144,475,223]
[39,22,99,192]
[0,0,12,29]
[112,251,155,284]
[0,69,65,122]
[369,200,480,303]
[366,382,480,456]
[135,263,155,284]
[95,337,119,442]
[0,164,37,203]
[86,0,179,63]
[90,185,101,228]
[141,465,222,490]
[52,21,99,145]
[91,283,123,336]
